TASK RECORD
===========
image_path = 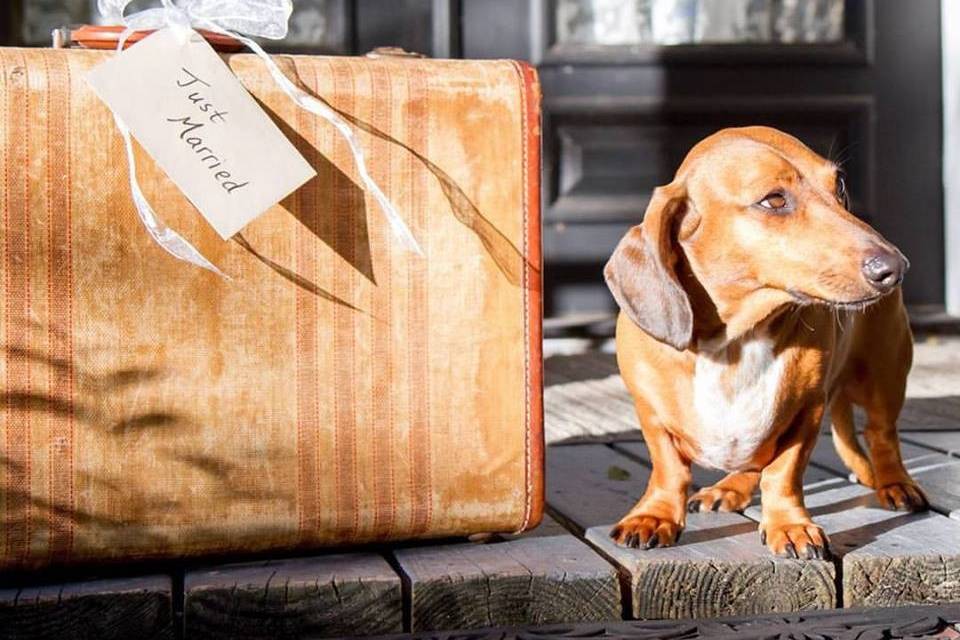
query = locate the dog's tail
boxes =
[830,395,876,488]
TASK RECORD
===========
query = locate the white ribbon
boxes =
[100,0,423,276]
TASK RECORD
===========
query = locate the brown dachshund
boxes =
[604,126,926,560]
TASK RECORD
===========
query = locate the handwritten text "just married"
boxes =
[167,68,248,194]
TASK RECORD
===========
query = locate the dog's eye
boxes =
[758,192,789,211]
[835,174,850,208]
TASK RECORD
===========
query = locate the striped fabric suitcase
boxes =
[0,45,543,569]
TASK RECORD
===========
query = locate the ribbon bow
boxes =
[99,0,422,276]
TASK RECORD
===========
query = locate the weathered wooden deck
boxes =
[2,346,960,639]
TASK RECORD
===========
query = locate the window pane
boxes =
[23,0,91,45]
[555,0,845,46]
[283,0,348,51]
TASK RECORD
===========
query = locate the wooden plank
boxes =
[544,363,640,444]
[614,435,960,518]
[615,435,960,527]
[545,352,619,384]
[393,536,621,632]
[807,436,960,518]
[0,575,173,640]
[911,459,960,519]
[547,444,649,535]
[184,553,402,639]
[500,514,573,539]
[899,396,960,431]
[745,484,960,608]
[611,440,724,490]
[546,380,637,429]
[338,602,960,639]
[809,434,944,479]
[818,399,959,434]
[585,515,835,619]
[612,440,843,491]
[900,431,960,457]
[547,444,835,619]
[544,386,636,443]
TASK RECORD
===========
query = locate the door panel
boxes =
[466,0,943,316]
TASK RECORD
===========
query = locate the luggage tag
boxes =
[86,27,316,241]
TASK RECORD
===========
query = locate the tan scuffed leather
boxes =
[0,48,543,570]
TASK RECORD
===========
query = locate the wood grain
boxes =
[0,575,173,640]
[586,515,835,619]
[907,460,960,520]
[746,484,960,607]
[335,601,960,639]
[805,437,960,520]
[612,440,844,491]
[183,553,402,639]
[544,353,639,443]
[809,434,946,480]
[546,444,649,535]
[901,431,960,456]
[499,513,573,539]
[548,444,834,619]
[393,536,621,632]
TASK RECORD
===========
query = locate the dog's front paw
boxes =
[877,480,928,511]
[687,486,752,513]
[759,521,831,560]
[610,514,682,549]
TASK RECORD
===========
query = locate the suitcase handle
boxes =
[52,24,244,52]
[365,46,427,59]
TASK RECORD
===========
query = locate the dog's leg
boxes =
[687,471,759,513]
[850,301,927,511]
[758,405,831,560]
[862,396,928,511]
[830,394,875,487]
[610,405,691,549]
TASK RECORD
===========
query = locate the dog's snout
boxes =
[861,248,906,292]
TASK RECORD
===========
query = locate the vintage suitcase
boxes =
[0,44,542,569]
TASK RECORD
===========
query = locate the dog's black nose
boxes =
[862,248,906,292]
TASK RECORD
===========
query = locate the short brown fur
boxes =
[604,126,925,559]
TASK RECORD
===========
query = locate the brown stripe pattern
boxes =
[405,65,432,535]
[43,50,76,557]
[332,62,360,538]
[369,63,396,537]
[295,59,321,542]
[3,50,33,561]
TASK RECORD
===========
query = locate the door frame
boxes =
[945,0,960,315]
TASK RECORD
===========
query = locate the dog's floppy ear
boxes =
[604,184,693,350]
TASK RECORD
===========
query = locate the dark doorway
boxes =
[462,0,944,319]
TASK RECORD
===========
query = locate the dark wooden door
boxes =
[461,0,944,318]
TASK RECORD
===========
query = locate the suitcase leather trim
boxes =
[513,60,545,534]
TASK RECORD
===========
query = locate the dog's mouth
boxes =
[787,288,887,311]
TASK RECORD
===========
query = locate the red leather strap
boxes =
[68,25,243,52]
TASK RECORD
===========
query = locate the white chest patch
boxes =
[692,333,786,471]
